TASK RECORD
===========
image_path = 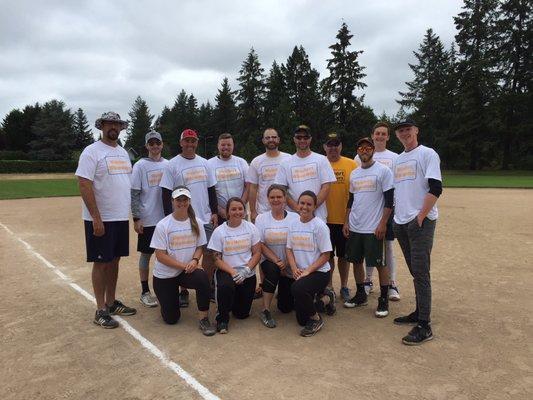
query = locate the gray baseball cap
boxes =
[145,130,163,144]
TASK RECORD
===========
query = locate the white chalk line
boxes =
[0,221,220,400]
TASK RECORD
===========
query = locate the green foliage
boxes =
[125,96,154,157]
[213,78,238,136]
[0,150,31,160]
[73,108,94,150]
[0,160,77,173]
[2,104,40,152]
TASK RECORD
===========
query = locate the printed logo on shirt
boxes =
[182,166,208,185]
[351,175,378,193]
[264,227,289,246]
[394,160,417,182]
[223,233,252,255]
[290,163,318,183]
[105,156,132,175]
[169,229,196,251]
[260,164,280,182]
[376,158,393,169]
[146,169,164,187]
[334,169,346,184]
[215,166,243,182]
[290,231,315,253]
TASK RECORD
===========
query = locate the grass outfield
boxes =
[0,171,532,200]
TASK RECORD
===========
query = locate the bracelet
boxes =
[192,257,200,263]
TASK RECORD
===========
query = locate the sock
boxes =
[141,280,149,294]
[365,266,374,281]
[380,285,388,299]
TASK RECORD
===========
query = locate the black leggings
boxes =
[260,260,295,313]
[215,269,257,323]
[153,269,211,325]
[291,270,330,326]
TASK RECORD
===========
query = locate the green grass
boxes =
[0,179,79,200]
[443,171,533,188]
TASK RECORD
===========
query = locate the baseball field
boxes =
[1,186,532,399]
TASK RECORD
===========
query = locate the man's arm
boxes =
[241,181,250,205]
[78,177,104,236]
[416,179,442,226]
[208,185,219,227]
[316,182,332,207]
[248,183,258,222]
[161,187,172,216]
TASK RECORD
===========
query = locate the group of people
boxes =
[76,111,442,345]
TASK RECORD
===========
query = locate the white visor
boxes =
[172,187,192,199]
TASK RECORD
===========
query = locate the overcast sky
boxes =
[0,0,464,137]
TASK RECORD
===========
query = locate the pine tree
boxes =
[73,108,94,150]
[186,94,199,129]
[29,100,74,160]
[213,78,237,136]
[197,101,215,158]
[155,105,173,157]
[2,104,40,153]
[125,96,154,157]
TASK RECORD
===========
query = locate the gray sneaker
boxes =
[199,317,216,336]
[300,316,324,337]
[259,309,277,328]
[140,292,158,307]
[93,309,119,329]
[323,288,336,316]
[108,300,137,316]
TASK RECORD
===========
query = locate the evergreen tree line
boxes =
[1,0,531,169]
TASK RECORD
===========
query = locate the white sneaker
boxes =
[140,292,158,307]
[364,280,374,295]
[388,283,400,301]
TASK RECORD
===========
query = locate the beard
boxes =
[106,129,119,141]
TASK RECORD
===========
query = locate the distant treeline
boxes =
[1,0,531,169]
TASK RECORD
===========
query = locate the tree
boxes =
[29,100,74,160]
[213,78,238,136]
[125,96,154,157]
[2,103,40,152]
[73,108,94,150]
[197,101,215,158]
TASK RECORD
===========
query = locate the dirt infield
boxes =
[1,189,532,400]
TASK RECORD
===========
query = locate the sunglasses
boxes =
[357,145,374,152]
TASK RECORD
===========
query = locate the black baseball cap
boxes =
[294,125,311,135]
[356,137,374,148]
[394,118,417,130]
[325,132,342,145]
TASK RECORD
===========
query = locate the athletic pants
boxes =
[215,269,257,323]
[153,269,211,325]
[260,260,295,313]
[291,270,330,326]
[393,218,436,322]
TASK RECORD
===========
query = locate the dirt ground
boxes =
[1,189,532,400]
[0,173,75,180]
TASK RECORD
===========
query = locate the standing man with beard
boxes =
[76,111,137,329]
[247,128,290,223]
[159,129,219,307]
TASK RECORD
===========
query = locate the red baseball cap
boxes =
[180,129,198,140]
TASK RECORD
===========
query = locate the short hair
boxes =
[263,128,279,138]
[298,190,317,205]
[218,133,233,141]
[225,197,246,216]
[372,121,390,134]
[267,184,287,197]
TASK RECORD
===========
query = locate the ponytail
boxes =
[187,205,200,237]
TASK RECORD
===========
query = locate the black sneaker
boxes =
[343,290,368,308]
[324,288,336,316]
[314,298,326,313]
[216,321,228,334]
[93,309,119,329]
[402,324,433,345]
[300,316,324,337]
[199,317,216,336]
[108,300,137,316]
[179,290,189,308]
[375,296,389,318]
[393,311,418,325]
[259,309,277,328]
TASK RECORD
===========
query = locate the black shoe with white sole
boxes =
[375,296,389,318]
[402,324,433,345]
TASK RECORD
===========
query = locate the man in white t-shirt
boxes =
[131,130,168,308]
[391,118,442,346]
[274,125,336,222]
[246,128,291,223]
[76,111,137,329]
[207,133,249,223]
[159,128,219,307]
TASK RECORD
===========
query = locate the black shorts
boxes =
[386,213,395,241]
[137,225,156,254]
[327,223,347,259]
[84,220,129,263]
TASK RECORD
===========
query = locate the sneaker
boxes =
[93,309,119,329]
[393,311,419,325]
[324,288,336,316]
[343,291,368,308]
[199,317,216,336]
[340,287,351,302]
[140,292,158,307]
[364,280,374,295]
[388,283,401,301]
[259,309,277,328]
[300,316,324,337]
[375,296,389,318]
[179,290,189,308]
[216,321,228,334]
[108,300,137,316]
[402,324,433,345]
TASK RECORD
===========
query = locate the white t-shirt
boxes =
[348,162,393,233]
[131,157,169,227]
[207,155,249,209]
[286,217,332,273]
[150,215,207,279]
[207,220,260,279]
[393,145,442,224]
[75,140,132,222]
[274,152,336,222]
[255,210,300,276]
[159,154,216,224]
[356,149,398,171]
[246,152,291,214]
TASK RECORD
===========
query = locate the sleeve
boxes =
[159,164,174,190]
[150,221,168,250]
[131,161,142,190]
[240,158,250,182]
[246,159,259,184]
[207,226,223,252]
[197,219,207,247]
[317,222,333,253]
[424,149,442,181]
[75,147,97,181]
[320,157,337,184]
[254,215,265,242]
[382,167,394,192]
[207,163,217,187]
[274,163,288,186]
[250,223,261,245]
